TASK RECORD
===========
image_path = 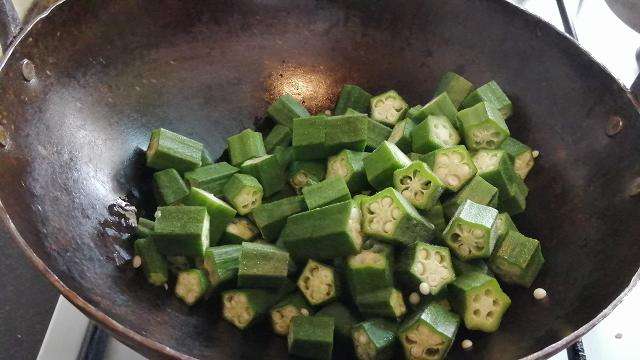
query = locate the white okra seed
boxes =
[533,288,547,300]
[132,255,142,269]
[532,150,540,158]
[324,110,332,115]
[409,292,421,305]
[461,339,473,350]
[419,282,430,295]
[300,308,309,316]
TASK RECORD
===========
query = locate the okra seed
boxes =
[532,150,540,158]
[300,308,309,316]
[419,282,430,295]
[324,110,331,115]
[415,262,425,275]
[132,255,142,268]
[405,334,417,344]
[450,152,463,162]
[461,339,473,350]
[383,221,394,233]
[533,288,547,300]
[418,249,428,260]
[409,292,421,305]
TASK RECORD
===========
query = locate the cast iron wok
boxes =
[0,0,639,359]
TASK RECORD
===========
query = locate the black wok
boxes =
[0,0,639,359]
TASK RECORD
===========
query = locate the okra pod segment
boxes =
[222,174,263,215]
[297,260,341,306]
[267,93,311,128]
[136,217,155,238]
[411,93,460,130]
[270,292,314,336]
[152,206,210,257]
[201,147,214,166]
[335,84,373,115]
[355,287,407,320]
[393,161,445,211]
[442,175,499,219]
[423,145,477,191]
[354,110,393,151]
[499,137,535,179]
[273,145,294,170]
[316,302,359,344]
[434,72,474,109]
[370,90,409,126]
[326,149,369,193]
[183,162,239,196]
[134,238,168,286]
[397,242,455,295]
[494,212,518,248]
[153,168,190,206]
[411,115,461,154]
[222,288,282,330]
[346,241,394,296]
[324,114,368,154]
[292,115,328,160]
[227,129,267,166]
[183,188,237,245]
[489,230,544,287]
[406,105,422,119]
[199,244,242,287]
[287,316,335,360]
[175,269,209,305]
[352,319,398,360]
[240,154,285,197]
[251,195,307,241]
[220,217,259,245]
[146,128,203,172]
[288,160,326,193]
[398,302,460,360]
[363,141,412,190]
[302,176,352,210]
[419,202,447,237]
[264,124,292,153]
[388,118,415,153]
[472,149,527,215]
[458,101,509,150]
[237,242,290,288]
[461,80,513,119]
[451,258,492,277]
[443,200,498,261]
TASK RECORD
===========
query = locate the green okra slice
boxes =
[489,231,544,287]
[267,93,311,128]
[458,101,510,150]
[288,160,326,193]
[448,272,511,332]
[362,188,435,245]
[201,148,214,166]
[499,137,535,179]
[281,200,363,260]
[183,162,239,196]
[393,161,445,211]
[273,145,294,169]
[461,80,513,119]
[240,154,285,197]
[351,110,393,151]
[326,149,369,193]
[175,269,209,305]
[292,115,328,160]
[434,72,474,109]
[353,194,370,210]
[251,195,307,240]
[222,288,282,330]
[355,287,407,320]
[411,93,460,129]
[443,200,498,261]
[222,174,263,215]
[451,258,491,276]
[472,149,527,215]
[316,302,359,344]
[237,242,289,288]
[199,244,241,287]
[407,105,423,119]
[302,176,352,210]
[388,118,415,153]
[167,256,193,275]
[499,182,527,215]
[397,242,455,295]
[352,319,398,360]
[411,115,461,154]
[270,292,314,336]
[152,206,210,256]
[220,217,259,245]
[297,260,341,306]
[288,316,335,360]
[442,175,498,219]
[324,114,368,154]
[494,212,518,248]
[227,129,266,166]
[153,168,189,206]
[419,202,446,235]
[363,141,412,190]
[146,128,203,172]
[136,217,155,238]
[398,303,460,360]
[134,238,168,286]
[335,84,373,115]
[264,124,292,153]
[423,145,477,192]
[346,241,394,296]
[370,90,409,126]
[183,188,237,244]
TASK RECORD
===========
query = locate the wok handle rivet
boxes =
[606,116,623,136]
[21,59,36,82]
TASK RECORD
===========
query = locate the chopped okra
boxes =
[370,90,408,126]
[251,195,307,241]
[388,118,416,153]
[434,72,474,109]
[352,320,398,360]
[316,302,359,344]
[472,149,528,215]
[297,260,341,306]
[393,161,445,210]
[397,242,456,295]
[136,217,155,238]
[494,212,518,248]
[237,242,290,288]
[267,93,311,128]
[222,174,263,215]
[134,238,169,286]
[270,292,313,336]
[146,128,203,172]
[411,115,461,154]
[287,316,335,360]
[461,80,513,119]
[335,84,373,115]
[346,241,394,296]
[273,145,294,169]
[288,160,326,193]
[423,145,477,191]
[411,93,460,129]
[326,149,369,193]
[499,137,535,179]
[362,112,394,151]
[449,272,511,332]
[264,124,292,153]
[183,188,237,245]
[443,200,498,261]
[489,231,544,287]
[240,154,285,197]
[292,115,328,160]
[302,176,352,210]
[443,175,499,219]
[398,303,460,360]
[324,114,368,154]
[355,287,407,320]
[201,147,214,166]
[452,258,492,277]
[184,162,239,196]
[363,141,412,190]
[419,202,447,237]
[153,168,189,206]
[222,288,282,330]
[407,105,423,119]
[458,101,509,150]
[199,244,241,287]
[227,129,267,166]
[175,269,209,305]
[221,217,259,245]
[152,206,210,257]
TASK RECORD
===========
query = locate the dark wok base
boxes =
[0,0,639,359]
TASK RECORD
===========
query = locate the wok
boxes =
[0,0,639,359]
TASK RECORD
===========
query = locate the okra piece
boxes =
[443,200,498,260]
[448,272,511,332]
[237,242,289,288]
[136,217,155,238]
[222,288,282,330]
[346,241,394,296]
[227,129,267,166]
[397,242,455,295]
[287,316,335,360]
[451,258,491,276]
[458,101,510,150]
[461,80,513,119]
[412,115,461,154]
[273,145,294,169]
[183,162,239,196]
[388,118,415,153]
[167,256,192,275]
[200,244,241,287]
[297,260,341,306]
[361,188,435,245]
[175,269,209,305]
[267,93,311,128]
[240,154,285,196]
[153,168,189,206]
[353,194,370,210]
[442,175,498,219]
[411,93,460,129]
[146,128,203,172]
[499,137,535,179]
[352,319,398,360]
[221,217,259,245]
[183,188,237,244]
[489,231,544,287]
[419,203,447,237]
[335,84,373,115]
[264,124,292,153]
[326,149,369,193]
[472,149,527,215]
[292,115,328,160]
[316,302,359,344]
[423,145,477,191]
[406,105,422,119]
[324,114,368,154]
[434,72,474,109]
[499,182,527,215]
[288,160,326,193]
[363,141,412,190]
[281,201,363,260]
[494,212,518,247]
[152,206,210,256]
[398,303,460,360]
[370,90,409,126]
[134,238,168,286]
[222,174,263,215]
[302,177,352,210]
[270,292,314,336]
[201,147,214,166]
[355,287,407,320]
[251,195,307,240]
[393,161,445,210]
[353,110,393,151]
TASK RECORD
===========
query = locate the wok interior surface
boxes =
[0,0,639,358]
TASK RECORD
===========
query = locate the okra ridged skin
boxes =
[472,149,528,215]
[136,217,155,238]
[406,105,422,119]
[355,287,407,320]
[152,206,210,257]
[364,115,393,151]
[264,124,292,153]
[267,93,311,128]
[363,141,412,190]
[292,115,328,160]
[346,242,394,296]
[411,93,460,129]
[183,162,239,197]
[240,154,285,197]
[443,199,498,260]
[461,80,513,119]
[419,202,446,237]
[287,316,335,360]
[489,230,544,287]
[398,303,460,360]
[222,173,263,215]
[134,238,169,286]
[200,147,214,166]
[200,244,241,288]
[494,212,518,248]
[434,72,474,109]
[458,101,510,151]
[175,269,209,305]
[227,129,267,166]
[352,319,398,360]
[237,242,290,288]
[273,145,294,170]
[183,188,237,245]
[388,118,415,153]
[451,258,492,277]
[146,128,203,172]
[153,168,190,206]
[335,84,372,115]
[251,195,307,241]
[324,114,368,154]
[302,176,352,210]
[326,149,369,193]
[443,175,498,219]
[316,302,359,343]
[411,115,461,154]
[222,288,283,330]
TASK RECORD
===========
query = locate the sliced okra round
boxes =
[355,287,407,320]
[297,260,340,306]
[346,241,393,297]
[499,137,535,179]
[393,161,445,210]
[458,102,510,150]
[443,200,498,260]
[352,320,398,360]
[270,292,313,336]
[133,238,168,286]
[388,118,415,153]
[175,269,209,305]
[221,217,259,245]
[397,242,455,295]
[326,149,368,193]
[428,145,477,192]
[223,174,263,215]
[370,90,409,126]
[489,231,544,287]
[288,160,326,193]
[411,115,460,154]
[398,303,460,360]
[363,141,412,190]
[222,288,281,330]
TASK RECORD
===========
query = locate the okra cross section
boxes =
[423,145,477,191]
[363,141,412,190]
[134,238,168,286]
[472,149,528,215]
[240,154,285,197]
[499,137,535,179]
[461,80,513,119]
[227,129,267,166]
[175,269,209,305]
[270,292,313,336]
[411,93,460,129]
[153,168,189,206]
[449,272,511,332]
[221,217,259,245]
[352,319,398,360]
[152,206,210,257]
[334,84,373,115]
[411,115,461,154]
[490,230,544,287]
[199,244,241,288]
[361,187,435,246]
[287,316,335,360]
[222,174,263,215]
[397,242,455,295]
[346,241,394,296]
[267,93,311,128]
[237,242,289,288]
[433,72,474,109]
[393,161,445,210]
[458,101,510,150]
[288,160,326,193]
[355,287,407,320]
[251,195,307,241]
[183,188,237,245]
[398,303,460,360]
[183,162,239,197]
[302,176,352,210]
[443,199,498,260]
[326,149,369,193]
[370,90,408,126]
[297,260,341,306]
[388,118,415,153]
[146,128,203,172]
[442,175,498,219]
[222,288,282,330]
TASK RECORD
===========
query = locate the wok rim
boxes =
[0,0,638,359]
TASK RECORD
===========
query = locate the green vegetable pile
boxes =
[134,72,544,360]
